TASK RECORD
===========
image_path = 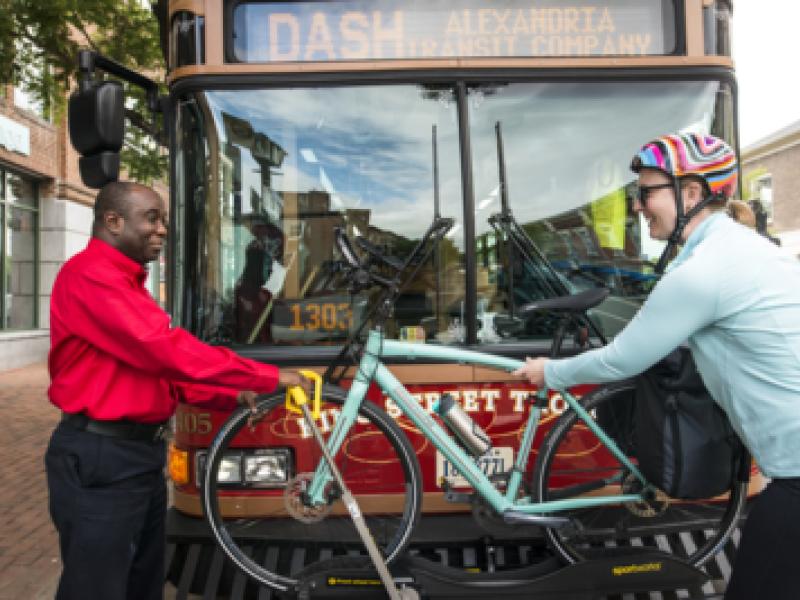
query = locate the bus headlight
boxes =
[196,449,292,488]
[215,454,243,483]
[244,449,290,485]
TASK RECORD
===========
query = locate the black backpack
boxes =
[635,347,744,499]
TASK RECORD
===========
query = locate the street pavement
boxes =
[0,364,187,599]
[0,363,60,599]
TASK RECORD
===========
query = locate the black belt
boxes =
[61,412,169,443]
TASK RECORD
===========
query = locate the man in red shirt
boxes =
[45,181,308,600]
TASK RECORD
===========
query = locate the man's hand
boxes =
[278,370,313,393]
[236,390,259,412]
[237,390,263,429]
[512,357,549,387]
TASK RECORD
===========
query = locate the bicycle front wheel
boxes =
[201,385,422,592]
[532,381,747,568]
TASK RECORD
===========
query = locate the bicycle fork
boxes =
[299,403,410,600]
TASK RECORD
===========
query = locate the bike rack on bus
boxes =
[285,549,713,600]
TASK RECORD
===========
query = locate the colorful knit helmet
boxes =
[630,132,738,199]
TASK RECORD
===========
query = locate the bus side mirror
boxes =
[68,80,124,189]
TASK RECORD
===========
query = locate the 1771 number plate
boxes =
[436,447,513,488]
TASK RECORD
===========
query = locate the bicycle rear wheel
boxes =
[201,385,422,592]
[532,381,747,567]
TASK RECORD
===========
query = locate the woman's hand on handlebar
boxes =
[513,357,549,387]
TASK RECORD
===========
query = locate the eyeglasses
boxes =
[635,183,673,205]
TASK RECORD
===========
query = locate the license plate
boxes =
[436,447,513,488]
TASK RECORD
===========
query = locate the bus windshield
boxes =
[174,78,733,347]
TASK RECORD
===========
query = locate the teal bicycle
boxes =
[201,217,747,594]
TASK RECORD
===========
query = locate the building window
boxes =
[1,169,39,330]
[750,174,773,225]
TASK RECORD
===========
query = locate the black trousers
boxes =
[725,477,800,599]
[45,421,167,600]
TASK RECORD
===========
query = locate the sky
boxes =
[733,1,800,147]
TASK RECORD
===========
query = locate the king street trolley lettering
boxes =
[612,562,663,576]
[292,390,576,439]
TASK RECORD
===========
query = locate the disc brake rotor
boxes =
[622,473,670,517]
[284,472,334,524]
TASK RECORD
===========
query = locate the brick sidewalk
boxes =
[0,363,60,600]
[0,364,190,600]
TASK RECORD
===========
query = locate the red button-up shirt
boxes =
[48,238,279,423]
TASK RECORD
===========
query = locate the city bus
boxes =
[74,0,750,596]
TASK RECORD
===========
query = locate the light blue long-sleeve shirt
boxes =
[545,212,800,477]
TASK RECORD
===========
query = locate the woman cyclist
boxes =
[514,132,800,600]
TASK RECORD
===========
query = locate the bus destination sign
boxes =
[232,0,675,63]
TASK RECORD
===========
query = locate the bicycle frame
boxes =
[307,329,648,516]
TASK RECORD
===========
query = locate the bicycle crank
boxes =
[622,473,670,517]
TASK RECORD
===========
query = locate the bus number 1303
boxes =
[289,302,352,332]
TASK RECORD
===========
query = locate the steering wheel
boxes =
[334,217,454,291]
[335,227,395,291]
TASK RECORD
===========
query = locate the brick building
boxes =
[0,84,97,371]
[740,119,800,257]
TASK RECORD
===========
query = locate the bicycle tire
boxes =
[201,385,422,592]
[532,381,746,567]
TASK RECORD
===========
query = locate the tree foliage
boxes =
[0,0,167,183]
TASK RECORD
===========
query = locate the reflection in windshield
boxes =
[468,80,732,339]
[469,81,722,226]
[174,79,734,346]
[175,85,465,345]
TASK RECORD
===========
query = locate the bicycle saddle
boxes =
[518,287,609,315]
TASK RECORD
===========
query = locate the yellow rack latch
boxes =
[285,370,322,419]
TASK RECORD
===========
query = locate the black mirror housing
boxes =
[78,153,121,189]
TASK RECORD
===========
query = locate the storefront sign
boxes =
[233,0,674,62]
[0,114,30,156]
